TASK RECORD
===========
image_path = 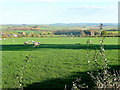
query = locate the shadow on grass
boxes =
[2,65,119,89]
[1,44,120,51]
[24,71,94,90]
[23,65,120,89]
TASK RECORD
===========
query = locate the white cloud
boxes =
[65,5,117,19]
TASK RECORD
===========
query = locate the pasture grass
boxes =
[2,37,118,45]
[1,37,119,88]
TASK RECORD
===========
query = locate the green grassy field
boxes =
[1,37,119,89]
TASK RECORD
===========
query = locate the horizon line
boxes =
[0,22,118,25]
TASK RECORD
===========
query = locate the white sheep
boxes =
[24,41,29,45]
[33,42,40,47]
[12,40,15,42]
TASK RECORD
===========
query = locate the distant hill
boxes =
[50,23,117,26]
[1,23,117,26]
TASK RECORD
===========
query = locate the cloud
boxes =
[67,6,106,15]
[64,5,117,19]
[67,6,117,15]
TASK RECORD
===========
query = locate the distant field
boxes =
[2,37,118,45]
[1,24,118,34]
[1,37,119,88]
[106,31,119,34]
[3,30,43,34]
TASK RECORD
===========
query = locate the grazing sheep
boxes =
[33,42,40,47]
[24,42,29,45]
[12,40,15,42]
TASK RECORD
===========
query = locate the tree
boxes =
[36,34,40,37]
[80,31,86,37]
[2,34,8,38]
[30,32,35,37]
[22,32,26,35]
[101,31,107,36]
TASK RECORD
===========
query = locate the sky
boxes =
[0,0,119,24]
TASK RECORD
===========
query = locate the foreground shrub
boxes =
[69,38,120,90]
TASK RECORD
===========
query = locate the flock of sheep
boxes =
[11,40,40,47]
[2,38,40,47]
[24,40,40,47]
